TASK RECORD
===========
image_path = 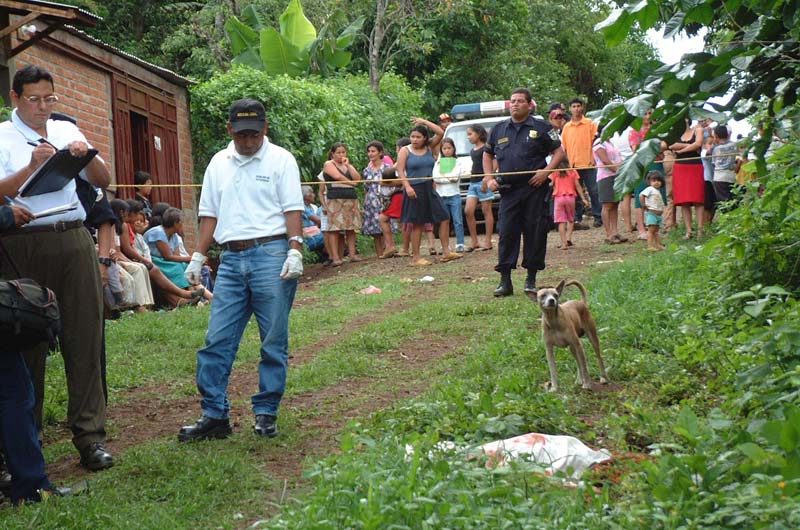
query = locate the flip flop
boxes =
[411,258,432,267]
[379,248,398,259]
[440,253,463,262]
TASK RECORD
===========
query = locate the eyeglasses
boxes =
[20,95,59,105]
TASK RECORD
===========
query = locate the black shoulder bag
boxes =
[0,239,61,351]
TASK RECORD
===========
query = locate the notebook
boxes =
[18,148,98,198]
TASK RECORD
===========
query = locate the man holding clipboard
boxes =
[0,65,113,471]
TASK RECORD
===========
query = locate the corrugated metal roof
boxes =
[3,0,101,23]
[62,25,194,87]
[2,0,193,86]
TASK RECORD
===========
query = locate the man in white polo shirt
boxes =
[0,65,113,470]
[178,98,304,441]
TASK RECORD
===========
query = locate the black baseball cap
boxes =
[228,98,266,132]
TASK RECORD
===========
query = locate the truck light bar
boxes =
[450,101,511,120]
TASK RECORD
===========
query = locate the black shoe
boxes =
[493,272,513,297]
[253,414,278,438]
[178,416,232,442]
[524,275,537,294]
[0,453,11,497]
[573,222,590,231]
[593,220,603,228]
[14,486,72,505]
[79,443,114,471]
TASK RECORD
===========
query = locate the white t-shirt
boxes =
[198,138,304,244]
[432,156,469,197]
[0,109,103,226]
[640,185,665,212]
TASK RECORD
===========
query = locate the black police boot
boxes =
[253,414,279,438]
[524,272,537,294]
[493,271,513,297]
[178,416,232,442]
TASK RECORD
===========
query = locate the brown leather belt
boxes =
[221,234,286,251]
[4,219,84,235]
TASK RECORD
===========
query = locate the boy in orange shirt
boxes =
[550,168,589,249]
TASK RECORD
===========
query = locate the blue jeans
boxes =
[0,351,51,502]
[574,168,601,223]
[439,194,464,246]
[196,240,297,419]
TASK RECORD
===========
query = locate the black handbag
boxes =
[0,239,61,351]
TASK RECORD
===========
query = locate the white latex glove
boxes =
[185,252,206,284]
[280,248,303,280]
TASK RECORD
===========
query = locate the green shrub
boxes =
[190,67,422,182]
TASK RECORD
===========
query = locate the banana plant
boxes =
[225,0,364,77]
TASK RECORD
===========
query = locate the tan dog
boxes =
[527,280,608,391]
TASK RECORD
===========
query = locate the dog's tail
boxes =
[564,280,588,304]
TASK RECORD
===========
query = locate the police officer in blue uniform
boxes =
[0,204,61,504]
[483,88,565,296]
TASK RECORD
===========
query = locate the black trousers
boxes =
[495,185,550,274]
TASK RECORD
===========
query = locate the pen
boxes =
[26,138,57,149]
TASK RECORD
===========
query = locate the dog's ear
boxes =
[525,290,538,303]
[556,280,565,295]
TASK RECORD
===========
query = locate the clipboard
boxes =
[18,148,98,198]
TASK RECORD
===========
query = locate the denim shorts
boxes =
[466,181,494,201]
[645,212,662,227]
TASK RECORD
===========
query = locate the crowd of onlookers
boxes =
[99,171,212,316]
[298,103,752,268]
[546,100,748,253]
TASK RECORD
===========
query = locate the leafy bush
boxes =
[705,137,800,291]
[190,67,422,181]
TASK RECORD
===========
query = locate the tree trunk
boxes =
[369,0,388,93]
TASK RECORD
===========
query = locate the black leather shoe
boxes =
[178,416,232,442]
[573,222,590,231]
[593,219,603,228]
[253,414,278,438]
[14,486,72,506]
[79,443,114,471]
[524,275,537,294]
[493,272,513,297]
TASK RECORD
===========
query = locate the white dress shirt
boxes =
[0,109,100,226]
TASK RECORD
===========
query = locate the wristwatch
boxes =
[98,257,113,267]
[288,235,304,245]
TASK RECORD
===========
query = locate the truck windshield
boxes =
[446,122,499,157]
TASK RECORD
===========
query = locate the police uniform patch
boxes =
[529,130,538,138]
[498,137,509,144]
[548,129,559,141]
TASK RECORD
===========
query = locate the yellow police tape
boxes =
[109,152,736,189]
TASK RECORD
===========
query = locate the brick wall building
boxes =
[0,1,198,248]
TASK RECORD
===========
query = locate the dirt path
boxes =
[45,226,625,485]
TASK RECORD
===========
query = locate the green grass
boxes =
[6,239,798,528]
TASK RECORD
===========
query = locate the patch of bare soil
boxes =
[45,226,634,486]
